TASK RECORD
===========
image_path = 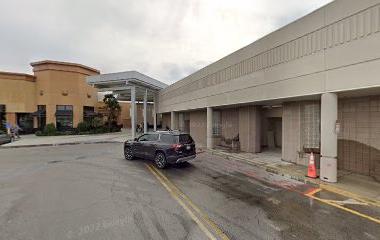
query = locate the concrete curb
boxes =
[208,149,268,167]
[207,149,380,207]
[265,165,320,185]
[0,140,123,149]
[207,149,314,183]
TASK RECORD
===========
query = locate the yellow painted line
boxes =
[327,199,368,206]
[306,193,380,225]
[151,165,230,240]
[305,188,322,197]
[148,164,230,240]
[146,164,217,240]
[320,183,380,208]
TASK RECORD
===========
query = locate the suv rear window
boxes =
[160,134,176,144]
[178,134,193,144]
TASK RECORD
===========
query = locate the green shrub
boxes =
[35,130,43,136]
[91,117,103,129]
[43,123,57,136]
[77,121,91,133]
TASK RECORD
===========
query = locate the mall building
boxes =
[156,0,380,182]
[2,0,380,183]
[0,60,155,133]
[0,60,101,132]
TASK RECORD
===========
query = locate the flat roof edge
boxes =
[31,60,100,74]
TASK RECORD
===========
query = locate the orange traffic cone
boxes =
[307,152,318,179]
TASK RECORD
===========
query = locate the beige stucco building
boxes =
[157,0,380,182]
[0,60,156,133]
[0,60,100,131]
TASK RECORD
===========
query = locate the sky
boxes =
[0,0,332,85]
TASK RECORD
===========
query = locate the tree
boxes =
[103,94,121,131]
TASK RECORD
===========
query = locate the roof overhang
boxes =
[87,71,168,102]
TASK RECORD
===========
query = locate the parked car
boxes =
[124,131,196,168]
[0,130,11,145]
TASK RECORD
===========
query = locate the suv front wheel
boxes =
[124,146,134,161]
[155,152,167,169]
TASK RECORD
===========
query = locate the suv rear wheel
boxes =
[155,152,167,169]
[124,146,134,161]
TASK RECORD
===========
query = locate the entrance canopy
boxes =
[87,71,167,101]
[87,71,168,139]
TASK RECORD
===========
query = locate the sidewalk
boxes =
[0,131,130,149]
[208,148,380,207]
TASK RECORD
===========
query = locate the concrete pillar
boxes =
[170,111,176,130]
[320,93,338,183]
[46,104,56,126]
[153,94,157,131]
[178,112,184,131]
[143,89,148,133]
[131,86,136,139]
[207,107,213,149]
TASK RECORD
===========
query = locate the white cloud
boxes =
[0,0,332,84]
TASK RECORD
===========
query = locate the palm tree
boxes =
[103,94,121,132]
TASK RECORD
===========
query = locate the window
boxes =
[178,134,193,144]
[17,113,33,133]
[302,102,320,151]
[147,134,159,141]
[138,134,149,141]
[160,134,176,144]
[138,134,158,142]
[213,111,221,136]
[56,105,73,130]
[0,104,5,131]
[83,106,95,122]
[37,105,46,130]
[57,105,73,111]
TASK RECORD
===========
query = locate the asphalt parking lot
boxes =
[0,143,379,240]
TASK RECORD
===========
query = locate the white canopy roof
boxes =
[87,71,168,102]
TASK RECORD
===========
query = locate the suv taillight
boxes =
[171,144,183,151]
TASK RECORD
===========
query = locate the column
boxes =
[131,86,136,139]
[143,89,148,133]
[153,94,157,131]
[320,93,338,183]
[178,113,184,131]
[207,107,213,149]
[170,111,175,130]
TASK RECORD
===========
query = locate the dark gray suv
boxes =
[124,131,196,168]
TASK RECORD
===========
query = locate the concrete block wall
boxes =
[239,106,261,153]
[161,113,171,129]
[158,1,380,113]
[220,108,239,139]
[283,101,323,166]
[338,96,380,180]
[282,102,302,164]
[189,110,207,147]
